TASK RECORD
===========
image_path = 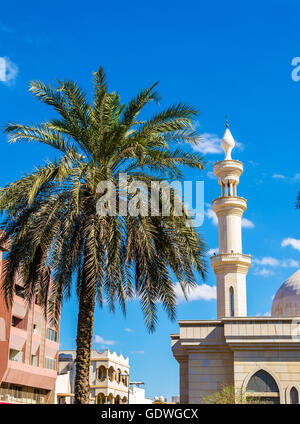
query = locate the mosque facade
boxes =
[171,125,300,404]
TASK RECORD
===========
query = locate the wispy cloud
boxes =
[204,203,217,225]
[253,257,280,266]
[248,160,259,168]
[281,238,300,252]
[207,248,218,256]
[253,255,299,276]
[205,206,218,226]
[131,350,144,354]
[253,256,299,267]
[193,133,243,155]
[174,282,216,303]
[242,218,255,228]
[254,268,275,277]
[272,174,286,180]
[272,173,300,183]
[0,57,18,85]
[193,133,223,155]
[125,328,133,333]
[94,335,117,348]
[256,312,271,317]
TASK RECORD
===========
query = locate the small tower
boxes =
[210,123,251,319]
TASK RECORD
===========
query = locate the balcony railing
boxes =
[0,387,47,404]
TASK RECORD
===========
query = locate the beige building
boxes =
[171,124,300,404]
[56,349,129,404]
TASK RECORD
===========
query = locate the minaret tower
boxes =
[210,122,251,319]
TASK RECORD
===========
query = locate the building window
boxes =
[12,316,26,330]
[230,287,234,317]
[98,366,106,381]
[246,370,280,404]
[290,387,299,404]
[9,349,23,363]
[58,353,73,362]
[46,328,58,342]
[44,357,56,370]
[31,354,38,367]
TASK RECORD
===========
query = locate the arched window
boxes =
[98,366,106,381]
[108,366,115,382]
[246,370,280,404]
[229,287,234,317]
[290,387,299,404]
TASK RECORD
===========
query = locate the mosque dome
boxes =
[271,269,300,317]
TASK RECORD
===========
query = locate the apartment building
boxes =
[56,349,129,404]
[0,240,60,404]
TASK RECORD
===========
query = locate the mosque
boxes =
[171,124,300,404]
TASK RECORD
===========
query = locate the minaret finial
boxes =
[225,115,229,128]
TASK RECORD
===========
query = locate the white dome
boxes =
[271,269,300,317]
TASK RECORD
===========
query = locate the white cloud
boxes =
[193,133,244,155]
[253,257,280,267]
[254,268,275,277]
[125,328,133,333]
[207,248,218,256]
[0,57,18,85]
[253,256,299,277]
[272,174,286,180]
[281,259,299,268]
[272,174,300,183]
[174,283,216,303]
[193,133,223,154]
[281,238,300,251]
[205,207,218,226]
[253,256,299,268]
[94,335,117,347]
[131,350,144,354]
[242,218,255,228]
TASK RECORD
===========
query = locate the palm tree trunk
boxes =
[74,281,96,404]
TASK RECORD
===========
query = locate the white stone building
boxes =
[171,124,300,404]
[56,349,129,404]
[129,385,152,404]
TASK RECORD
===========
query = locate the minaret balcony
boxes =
[212,196,247,216]
[210,252,251,274]
[213,160,243,179]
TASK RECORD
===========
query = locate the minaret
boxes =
[210,122,251,319]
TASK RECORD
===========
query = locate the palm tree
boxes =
[0,67,207,403]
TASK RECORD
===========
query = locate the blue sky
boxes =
[0,0,300,400]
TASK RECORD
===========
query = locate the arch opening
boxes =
[290,387,299,404]
[246,370,280,404]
